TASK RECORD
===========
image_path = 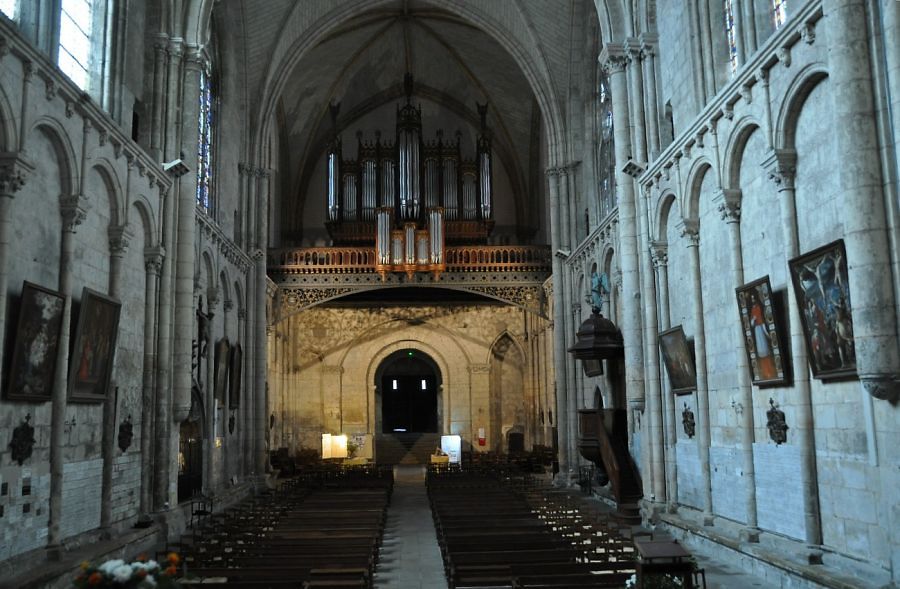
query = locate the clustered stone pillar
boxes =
[254,168,271,474]
[545,167,570,478]
[822,0,900,402]
[600,44,646,414]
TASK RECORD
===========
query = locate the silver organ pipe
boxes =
[428,207,444,265]
[376,208,391,265]
[404,223,416,265]
[342,172,357,220]
[381,159,394,207]
[479,151,491,219]
[425,158,439,210]
[443,158,457,220]
[327,151,339,221]
[362,159,376,221]
[462,172,476,220]
[416,230,429,265]
[391,230,403,265]
[399,132,410,218]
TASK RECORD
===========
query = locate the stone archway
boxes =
[374,349,442,434]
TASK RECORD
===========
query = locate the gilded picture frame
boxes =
[68,287,121,402]
[5,281,65,402]
[789,239,856,380]
[736,276,789,386]
[658,325,697,394]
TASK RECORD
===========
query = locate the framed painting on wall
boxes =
[229,343,242,409]
[658,325,697,394]
[5,281,66,402]
[736,276,789,386]
[789,239,856,380]
[68,288,121,402]
[214,337,230,404]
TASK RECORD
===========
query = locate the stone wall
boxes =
[269,303,551,454]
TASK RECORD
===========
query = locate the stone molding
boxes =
[195,208,253,273]
[469,364,491,374]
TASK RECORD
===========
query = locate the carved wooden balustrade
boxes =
[268,245,552,274]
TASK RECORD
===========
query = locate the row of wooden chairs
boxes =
[427,469,637,588]
[169,471,394,588]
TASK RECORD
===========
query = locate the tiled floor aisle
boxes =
[374,465,449,589]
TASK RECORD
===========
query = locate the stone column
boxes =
[254,169,271,474]
[625,38,648,163]
[639,34,661,158]
[172,48,204,425]
[651,241,678,511]
[698,0,717,99]
[600,44,645,412]
[764,150,824,559]
[154,185,176,509]
[679,220,714,524]
[47,193,89,556]
[237,307,249,476]
[0,155,31,389]
[100,223,132,530]
[715,189,760,540]
[204,288,219,492]
[638,184,665,505]
[545,168,570,478]
[140,248,163,517]
[822,0,900,402]
[739,0,758,58]
[149,36,168,161]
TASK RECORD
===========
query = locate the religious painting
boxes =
[229,343,242,409]
[658,325,697,394]
[736,276,788,386]
[5,282,65,401]
[789,239,856,380]
[68,288,121,402]
[213,337,230,404]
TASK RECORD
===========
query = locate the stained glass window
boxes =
[773,0,787,29]
[58,0,92,89]
[0,0,17,19]
[197,65,214,211]
[597,74,616,219]
[725,0,738,75]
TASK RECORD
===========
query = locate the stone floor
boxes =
[374,465,448,589]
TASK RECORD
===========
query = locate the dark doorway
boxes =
[177,419,203,502]
[379,351,438,433]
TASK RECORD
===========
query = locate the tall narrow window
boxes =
[58,0,93,90]
[724,0,738,75]
[773,0,787,29]
[0,0,18,19]
[197,65,214,211]
[597,72,616,219]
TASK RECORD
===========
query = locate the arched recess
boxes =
[683,157,714,222]
[131,197,158,248]
[32,118,79,198]
[0,82,17,151]
[656,191,677,242]
[366,340,451,437]
[722,117,762,190]
[774,64,829,151]
[90,158,124,228]
[489,331,526,452]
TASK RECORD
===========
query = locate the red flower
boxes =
[167,552,180,565]
[164,565,177,576]
[87,572,103,586]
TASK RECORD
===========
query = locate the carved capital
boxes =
[144,247,165,275]
[715,189,742,223]
[60,194,90,232]
[624,37,642,62]
[223,299,234,312]
[255,168,272,179]
[762,149,797,190]
[167,37,184,59]
[108,225,132,255]
[678,219,700,246]
[798,23,816,45]
[252,248,266,261]
[650,240,668,268]
[639,32,658,59]
[0,154,32,196]
[599,43,628,75]
[183,45,205,71]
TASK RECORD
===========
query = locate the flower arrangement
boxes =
[73,552,180,588]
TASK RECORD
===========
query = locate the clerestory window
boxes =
[0,0,17,20]
[773,0,787,29]
[58,0,93,90]
[724,0,738,75]
[196,63,215,211]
